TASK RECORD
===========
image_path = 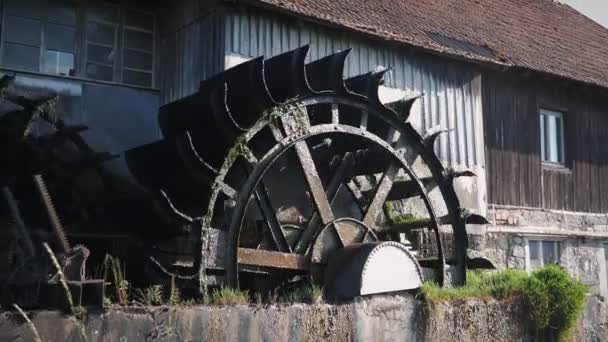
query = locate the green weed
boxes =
[133,286,163,306]
[422,265,587,339]
[209,287,250,305]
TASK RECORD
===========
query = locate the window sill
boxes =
[542,162,570,173]
[0,66,160,93]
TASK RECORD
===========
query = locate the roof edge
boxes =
[232,0,608,91]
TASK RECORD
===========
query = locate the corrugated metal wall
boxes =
[158,1,225,105]
[223,8,485,168]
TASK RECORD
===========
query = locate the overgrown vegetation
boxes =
[208,283,323,306]
[422,265,587,339]
[42,242,75,313]
[310,284,323,303]
[383,201,426,226]
[100,255,130,306]
[133,286,163,306]
[278,284,324,304]
[209,287,250,305]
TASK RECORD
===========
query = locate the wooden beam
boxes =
[237,248,310,271]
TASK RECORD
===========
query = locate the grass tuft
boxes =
[133,286,163,306]
[422,265,587,339]
[310,284,324,303]
[277,283,324,304]
[209,288,250,305]
[100,254,129,305]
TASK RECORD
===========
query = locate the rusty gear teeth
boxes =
[33,174,70,254]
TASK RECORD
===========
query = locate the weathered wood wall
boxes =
[484,70,608,212]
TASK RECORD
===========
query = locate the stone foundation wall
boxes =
[473,206,608,294]
[468,205,608,342]
[0,296,536,342]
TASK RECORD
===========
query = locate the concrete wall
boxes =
[0,296,537,342]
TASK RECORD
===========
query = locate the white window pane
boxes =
[605,244,608,282]
[124,29,153,51]
[548,115,558,162]
[5,0,41,19]
[3,43,39,71]
[124,49,153,70]
[87,44,115,64]
[543,241,559,265]
[87,22,116,45]
[529,240,539,260]
[44,50,74,76]
[47,0,76,26]
[540,114,545,160]
[529,240,541,270]
[556,116,563,163]
[5,16,41,46]
[46,24,75,53]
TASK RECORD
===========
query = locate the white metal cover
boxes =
[360,242,423,295]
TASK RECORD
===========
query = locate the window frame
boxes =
[0,0,78,76]
[539,108,567,167]
[83,1,155,87]
[0,0,157,88]
[604,243,608,288]
[525,238,561,271]
[120,7,155,87]
[83,1,120,82]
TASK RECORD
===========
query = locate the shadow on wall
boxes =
[4,73,161,180]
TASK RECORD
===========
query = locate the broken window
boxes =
[540,109,566,165]
[527,239,560,271]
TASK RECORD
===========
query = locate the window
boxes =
[1,0,76,76]
[85,2,119,81]
[605,244,608,283]
[540,109,565,165]
[85,1,155,86]
[0,0,156,87]
[527,239,560,271]
[121,8,154,87]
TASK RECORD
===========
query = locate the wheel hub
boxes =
[311,218,377,264]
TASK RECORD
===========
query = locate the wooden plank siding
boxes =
[223,7,486,170]
[484,70,608,213]
[157,1,225,105]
